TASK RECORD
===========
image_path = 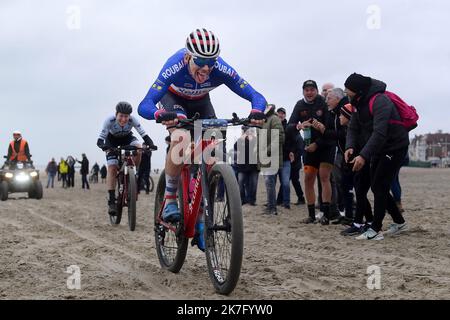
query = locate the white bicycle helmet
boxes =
[185,28,220,59]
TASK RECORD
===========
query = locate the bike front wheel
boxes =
[205,164,243,295]
[110,174,123,225]
[149,176,155,193]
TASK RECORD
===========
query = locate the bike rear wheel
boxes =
[205,164,243,295]
[149,176,155,193]
[154,170,188,273]
[128,168,137,231]
[110,173,123,225]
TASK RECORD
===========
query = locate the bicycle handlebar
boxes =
[176,112,254,129]
[109,144,157,152]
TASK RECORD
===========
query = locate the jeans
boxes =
[47,174,55,188]
[238,171,259,205]
[276,161,291,206]
[290,165,304,200]
[264,174,277,210]
[391,174,402,202]
[391,154,409,202]
[232,166,239,181]
[370,148,408,232]
[81,174,90,189]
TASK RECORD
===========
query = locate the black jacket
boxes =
[92,163,100,174]
[288,95,335,149]
[235,136,259,173]
[46,161,58,175]
[138,151,152,174]
[346,79,410,160]
[78,157,89,175]
[323,96,349,155]
[281,119,299,162]
[291,132,304,169]
[100,166,107,178]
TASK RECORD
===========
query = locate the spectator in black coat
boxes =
[236,126,259,206]
[77,154,90,190]
[45,158,58,188]
[344,73,409,240]
[138,150,152,194]
[276,107,298,209]
[100,165,107,183]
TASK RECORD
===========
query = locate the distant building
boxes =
[409,131,450,167]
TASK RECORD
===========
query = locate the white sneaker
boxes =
[384,222,408,236]
[355,228,384,241]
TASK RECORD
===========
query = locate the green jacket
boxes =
[258,110,285,170]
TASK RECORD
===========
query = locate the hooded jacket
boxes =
[345,79,410,160]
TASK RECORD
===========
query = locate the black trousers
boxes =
[333,161,355,218]
[290,165,304,200]
[81,174,90,189]
[370,148,407,232]
[68,172,75,187]
[353,163,374,224]
[138,170,151,193]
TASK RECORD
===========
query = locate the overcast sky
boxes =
[1,0,449,168]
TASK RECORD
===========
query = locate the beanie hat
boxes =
[341,103,354,120]
[344,73,371,95]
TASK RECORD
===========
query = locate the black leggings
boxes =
[370,148,407,232]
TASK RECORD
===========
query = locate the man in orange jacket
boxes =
[7,131,31,163]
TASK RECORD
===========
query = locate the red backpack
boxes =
[369,91,419,131]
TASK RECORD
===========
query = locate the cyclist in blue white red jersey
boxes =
[138,29,267,249]
[138,30,267,122]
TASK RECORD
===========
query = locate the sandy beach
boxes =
[0,167,449,300]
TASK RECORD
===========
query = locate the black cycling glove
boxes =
[155,110,179,124]
[143,135,158,151]
[97,139,110,151]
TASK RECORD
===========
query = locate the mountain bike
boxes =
[154,113,252,295]
[110,145,156,231]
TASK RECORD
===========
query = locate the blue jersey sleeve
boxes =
[138,50,187,120]
[214,57,267,112]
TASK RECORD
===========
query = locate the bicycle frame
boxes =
[116,149,138,206]
[157,137,220,238]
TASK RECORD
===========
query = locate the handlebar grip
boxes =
[146,145,158,151]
